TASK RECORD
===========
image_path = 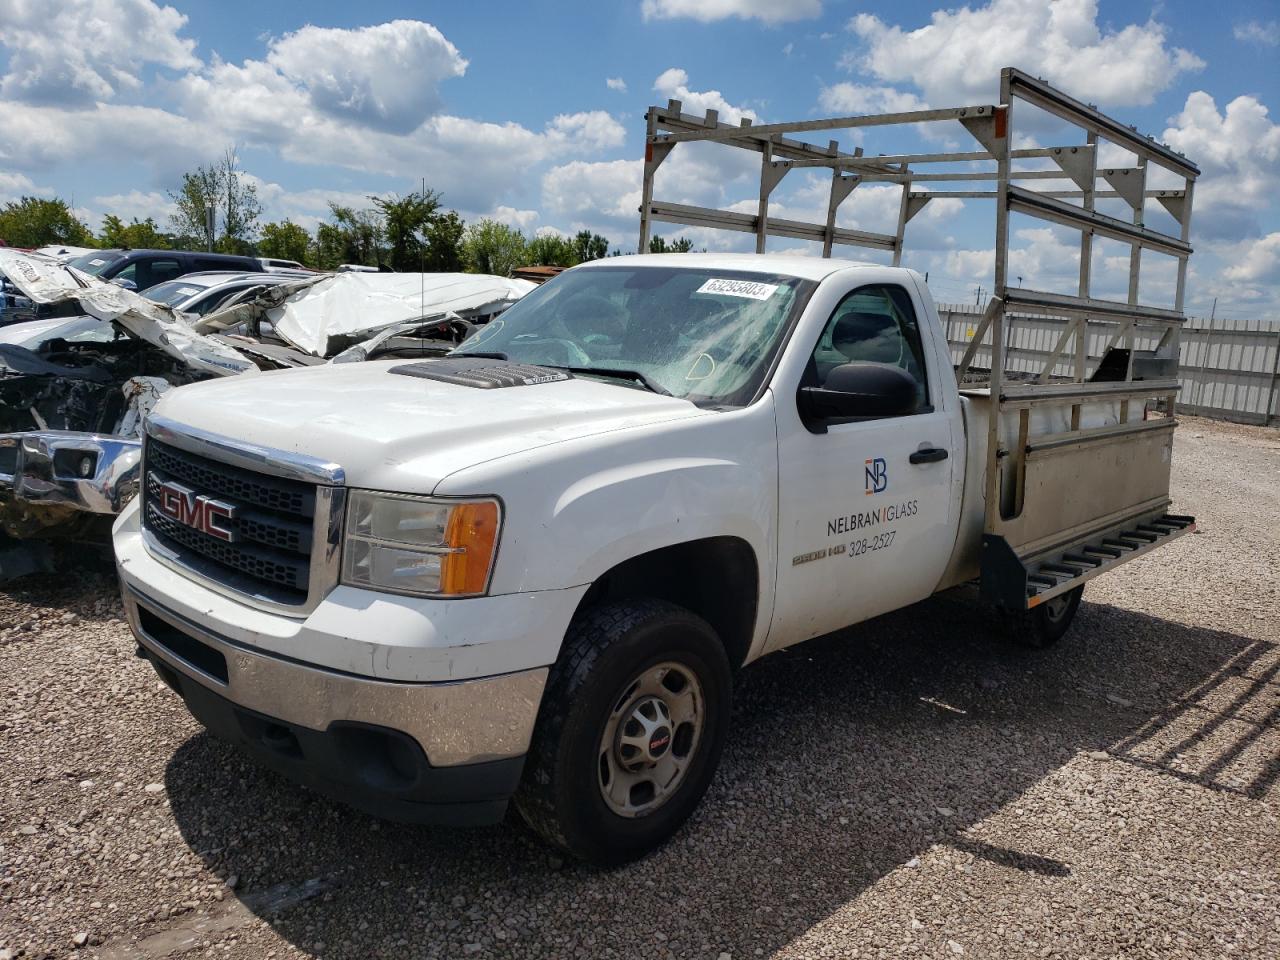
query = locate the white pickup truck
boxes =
[114,252,1194,863]
[115,73,1200,863]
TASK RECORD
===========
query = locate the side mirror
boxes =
[799,362,920,423]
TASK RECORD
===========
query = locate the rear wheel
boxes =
[514,599,732,865]
[1007,585,1084,648]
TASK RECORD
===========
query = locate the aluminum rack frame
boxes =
[639,67,1200,607]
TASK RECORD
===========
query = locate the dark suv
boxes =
[66,249,264,292]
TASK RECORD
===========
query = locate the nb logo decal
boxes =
[865,457,888,495]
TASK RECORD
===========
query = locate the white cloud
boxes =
[170,47,625,198]
[818,82,928,114]
[0,100,202,176]
[0,0,198,105]
[1234,21,1280,46]
[0,18,625,218]
[91,189,176,224]
[1223,233,1280,285]
[0,171,54,202]
[239,177,378,231]
[653,68,757,124]
[543,159,643,222]
[264,21,467,133]
[641,0,821,24]
[847,0,1203,108]
[488,206,540,231]
[1161,91,1280,241]
[544,111,628,152]
[606,77,628,92]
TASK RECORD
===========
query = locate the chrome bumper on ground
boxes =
[0,430,141,515]
[123,586,547,767]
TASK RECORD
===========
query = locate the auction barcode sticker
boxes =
[695,278,779,300]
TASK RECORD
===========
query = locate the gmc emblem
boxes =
[155,479,238,542]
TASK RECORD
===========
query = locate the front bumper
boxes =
[125,586,545,825]
[0,430,140,534]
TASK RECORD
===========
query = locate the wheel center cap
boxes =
[617,695,674,768]
[648,726,671,757]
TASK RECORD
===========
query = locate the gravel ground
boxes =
[2,414,1277,960]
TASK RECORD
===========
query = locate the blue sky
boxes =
[0,0,1277,317]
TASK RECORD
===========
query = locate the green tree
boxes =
[258,220,312,265]
[525,233,578,267]
[572,229,609,263]
[423,210,466,272]
[314,204,385,270]
[169,147,262,253]
[649,235,694,253]
[99,214,171,250]
[371,190,443,272]
[0,197,94,248]
[462,219,527,277]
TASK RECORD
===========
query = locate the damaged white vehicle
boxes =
[0,250,533,578]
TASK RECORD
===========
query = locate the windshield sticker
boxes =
[685,353,715,381]
[176,287,199,297]
[88,258,106,266]
[695,278,779,301]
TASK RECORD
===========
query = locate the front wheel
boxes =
[514,599,732,865]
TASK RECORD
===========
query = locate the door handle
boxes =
[909,447,949,464]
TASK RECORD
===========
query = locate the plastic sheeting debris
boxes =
[200,272,536,357]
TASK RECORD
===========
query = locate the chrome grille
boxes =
[142,437,317,605]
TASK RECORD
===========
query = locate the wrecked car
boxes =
[0,251,534,577]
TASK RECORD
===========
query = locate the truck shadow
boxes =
[163,595,1279,958]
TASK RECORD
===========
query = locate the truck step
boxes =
[982,513,1197,611]
[1024,514,1196,609]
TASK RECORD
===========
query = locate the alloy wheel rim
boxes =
[597,661,704,818]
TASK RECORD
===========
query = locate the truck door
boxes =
[768,282,959,651]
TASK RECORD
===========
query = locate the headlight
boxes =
[341,491,501,597]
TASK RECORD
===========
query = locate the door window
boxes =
[807,285,930,411]
[137,258,183,290]
[195,257,238,273]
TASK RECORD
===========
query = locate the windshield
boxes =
[67,251,125,276]
[145,278,213,308]
[451,266,813,405]
[0,316,115,349]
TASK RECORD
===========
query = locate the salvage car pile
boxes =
[0,249,534,577]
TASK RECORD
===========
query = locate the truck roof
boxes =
[577,252,886,281]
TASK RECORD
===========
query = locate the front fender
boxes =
[436,396,780,641]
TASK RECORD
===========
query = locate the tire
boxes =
[1006,585,1083,648]
[514,599,732,866]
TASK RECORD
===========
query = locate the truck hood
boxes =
[151,359,713,491]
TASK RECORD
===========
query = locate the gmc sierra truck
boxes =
[114,71,1201,864]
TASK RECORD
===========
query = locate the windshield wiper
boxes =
[558,366,672,397]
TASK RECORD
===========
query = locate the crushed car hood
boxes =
[0,250,257,378]
[197,272,535,357]
[152,359,711,491]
